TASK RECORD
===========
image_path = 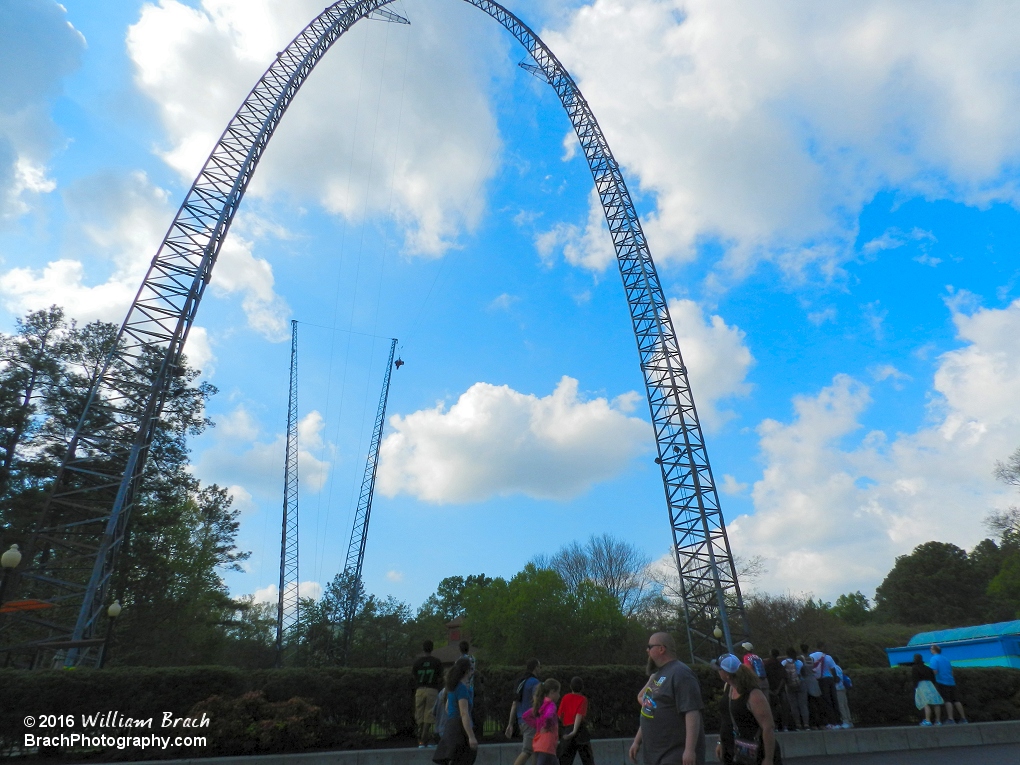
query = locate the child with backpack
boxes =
[740,642,769,693]
[782,646,806,731]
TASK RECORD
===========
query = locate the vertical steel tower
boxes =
[0,0,746,667]
[276,320,300,665]
[339,339,398,662]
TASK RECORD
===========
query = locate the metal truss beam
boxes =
[339,339,398,663]
[0,0,402,667]
[276,320,300,665]
[461,0,748,661]
[2,0,746,666]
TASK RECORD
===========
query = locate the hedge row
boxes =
[2,665,1019,760]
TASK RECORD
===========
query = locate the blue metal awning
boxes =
[907,620,1020,646]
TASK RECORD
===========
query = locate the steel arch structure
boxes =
[2,0,746,665]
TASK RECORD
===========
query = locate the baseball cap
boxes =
[712,653,741,674]
[741,642,754,651]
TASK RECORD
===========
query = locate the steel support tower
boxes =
[276,320,300,665]
[339,339,398,663]
[0,0,745,666]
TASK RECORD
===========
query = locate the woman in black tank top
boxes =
[713,654,782,765]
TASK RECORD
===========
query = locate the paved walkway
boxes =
[791,741,1020,764]
[102,720,1020,765]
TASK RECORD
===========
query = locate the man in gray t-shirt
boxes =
[629,632,705,765]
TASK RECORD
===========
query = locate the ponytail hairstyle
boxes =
[531,678,561,717]
[446,657,473,693]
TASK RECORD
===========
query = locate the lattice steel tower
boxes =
[0,0,746,668]
[339,339,399,662]
[276,320,300,666]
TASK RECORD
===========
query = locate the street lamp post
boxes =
[98,599,122,669]
[0,544,21,604]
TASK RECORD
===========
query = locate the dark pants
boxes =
[559,732,595,765]
[807,693,826,728]
[818,677,840,726]
[434,717,476,765]
[770,689,792,730]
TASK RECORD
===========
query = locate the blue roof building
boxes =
[886,620,1020,669]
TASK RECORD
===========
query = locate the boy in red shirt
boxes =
[558,677,595,765]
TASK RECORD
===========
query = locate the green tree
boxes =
[535,534,656,617]
[831,591,872,626]
[988,553,1020,614]
[417,574,493,622]
[461,564,641,664]
[296,570,364,666]
[874,541,987,625]
[0,307,251,667]
[0,307,70,494]
[349,595,414,668]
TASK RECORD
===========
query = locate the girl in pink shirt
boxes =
[522,679,561,765]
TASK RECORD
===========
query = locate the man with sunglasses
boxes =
[629,633,705,765]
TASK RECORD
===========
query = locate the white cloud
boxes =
[183,326,215,375]
[209,228,290,341]
[385,570,404,583]
[720,474,748,496]
[377,376,651,504]
[869,364,909,385]
[489,293,520,311]
[545,0,1020,275]
[126,0,503,255]
[668,299,754,430]
[225,484,254,513]
[0,172,170,322]
[0,170,289,342]
[0,1,84,220]
[215,405,261,442]
[535,189,616,271]
[863,227,936,256]
[729,298,1020,599]
[196,407,332,501]
[253,580,323,604]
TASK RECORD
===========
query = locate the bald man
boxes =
[629,632,705,765]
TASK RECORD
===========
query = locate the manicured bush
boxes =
[843,667,1020,726]
[188,692,323,756]
[2,664,1018,760]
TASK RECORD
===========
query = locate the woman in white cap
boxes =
[713,654,781,765]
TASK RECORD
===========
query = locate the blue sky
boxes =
[3,0,1020,609]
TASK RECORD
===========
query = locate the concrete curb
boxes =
[101,720,1020,765]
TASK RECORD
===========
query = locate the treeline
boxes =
[0,307,252,667]
[292,534,663,668]
[3,306,1020,672]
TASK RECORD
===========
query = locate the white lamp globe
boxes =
[1,544,21,570]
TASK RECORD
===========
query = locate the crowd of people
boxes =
[410,632,968,765]
[735,641,854,732]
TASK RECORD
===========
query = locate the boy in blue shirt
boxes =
[928,645,968,723]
